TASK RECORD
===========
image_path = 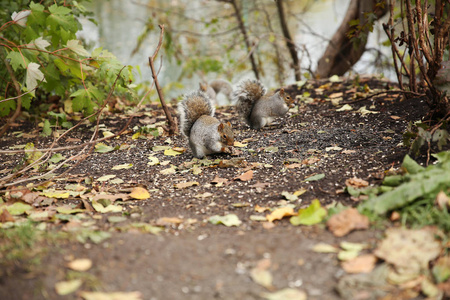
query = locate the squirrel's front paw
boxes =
[221,146,232,154]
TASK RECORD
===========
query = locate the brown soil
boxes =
[0,76,433,300]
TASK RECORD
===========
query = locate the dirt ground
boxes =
[0,76,432,299]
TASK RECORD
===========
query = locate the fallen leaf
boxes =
[160,165,176,175]
[129,187,150,200]
[336,104,353,111]
[111,163,133,170]
[341,254,377,273]
[234,141,248,147]
[55,279,83,296]
[208,214,242,227]
[374,227,442,275]
[255,205,270,213]
[345,177,369,188]
[266,207,296,222]
[195,192,213,199]
[91,193,130,202]
[436,190,450,210]
[325,146,342,152]
[96,175,116,182]
[156,217,183,226]
[164,148,182,156]
[5,202,32,215]
[234,170,253,181]
[0,209,15,222]
[262,288,307,300]
[281,191,298,201]
[211,176,229,185]
[264,146,279,153]
[338,249,360,261]
[67,258,92,271]
[41,190,70,199]
[312,243,339,253]
[147,156,160,166]
[250,215,268,221]
[326,208,369,237]
[303,173,325,182]
[285,163,302,169]
[250,267,273,290]
[290,199,327,226]
[340,241,367,252]
[94,143,115,153]
[107,216,127,223]
[390,115,402,120]
[152,145,171,152]
[294,188,307,197]
[91,200,122,213]
[174,181,199,189]
[432,255,450,283]
[79,291,143,300]
[357,106,379,115]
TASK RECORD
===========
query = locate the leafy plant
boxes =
[359,152,450,232]
[0,0,137,133]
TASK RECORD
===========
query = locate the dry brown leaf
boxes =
[156,217,183,226]
[341,254,377,274]
[91,193,130,202]
[390,115,402,120]
[266,207,297,222]
[234,170,253,181]
[211,176,229,185]
[302,157,320,165]
[326,208,369,237]
[262,222,276,230]
[174,181,199,189]
[218,158,247,168]
[249,182,270,189]
[436,191,450,210]
[129,187,150,200]
[345,177,369,188]
[255,205,270,213]
[285,163,302,169]
[0,209,14,223]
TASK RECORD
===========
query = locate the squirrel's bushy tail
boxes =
[179,91,215,138]
[233,79,266,122]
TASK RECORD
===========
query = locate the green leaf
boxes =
[71,87,102,114]
[41,119,52,136]
[402,155,424,174]
[303,173,325,182]
[290,199,327,226]
[5,202,32,215]
[47,4,77,32]
[6,51,28,71]
[208,214,242,227]
[94,143,115,153]
[49,153,65,163]
[66,39,90,56]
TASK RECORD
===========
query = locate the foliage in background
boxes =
[358,152,450,232]
[382,1,450,155]
[0,0,137,133]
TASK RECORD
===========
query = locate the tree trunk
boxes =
[316,0,387,78]
[276,0,301,82]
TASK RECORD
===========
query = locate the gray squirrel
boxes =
[199,79,233,104]
[178,90,234,159]
[233,79,294,129]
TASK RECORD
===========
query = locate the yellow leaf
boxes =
[67,258,92,271]
[266,207,297,222]
[129,187,150,200]
[164,149,182,156]
[234,141,248,148]
[55,279,82,296]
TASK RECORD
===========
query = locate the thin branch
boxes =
[148,24,178,135]
[0,59,22,137]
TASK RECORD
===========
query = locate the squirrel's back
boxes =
[233,79,266,123]
[179,91,215,138]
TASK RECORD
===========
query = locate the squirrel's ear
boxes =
[218,123,224,131]
[226,121,231,127]
[279,88,285,96]
[199,83,206,91]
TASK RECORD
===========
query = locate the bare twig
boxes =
[148,24,178,136]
